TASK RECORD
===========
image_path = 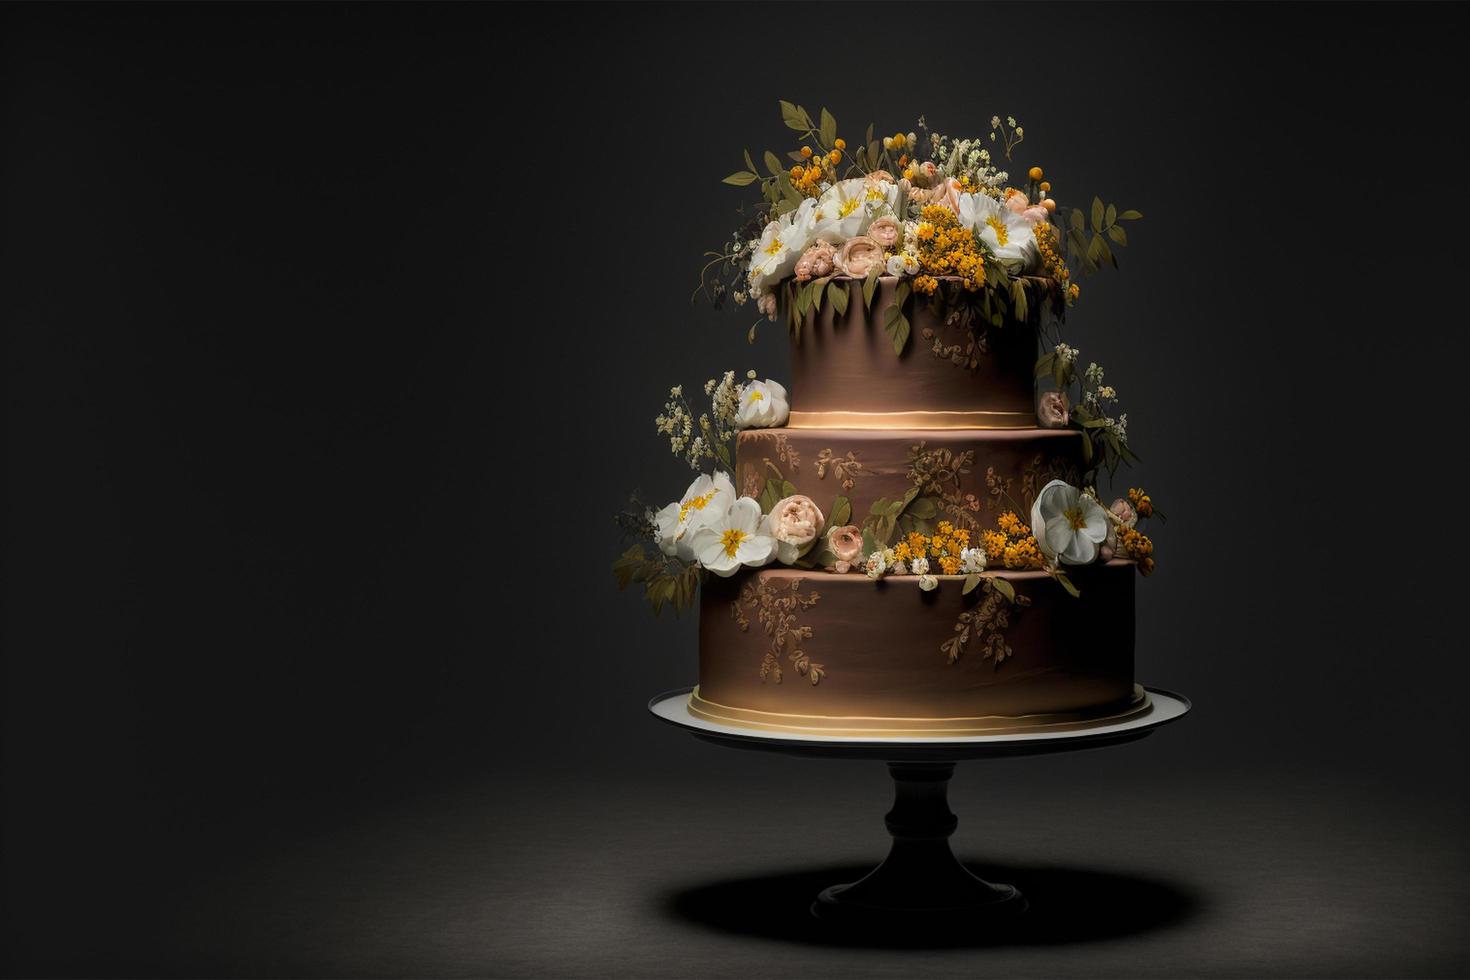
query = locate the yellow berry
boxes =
[801,146,813,158]
[828,150,841,164]
[1028,166,1043,181]
[833,138,846,150]
[1039,181,1051,192]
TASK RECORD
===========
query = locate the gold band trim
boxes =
[787,409,1036,430]
[688,685,1151,737]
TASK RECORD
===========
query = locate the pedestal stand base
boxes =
[811,761,1027,923]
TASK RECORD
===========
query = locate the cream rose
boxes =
[1109,498,1138,528]
[834,236,884,278]
[867,215,900,250]
[1037,391,1070,428]
[763,494,825,564]
[794,241,836,282]
[827,524,864,573]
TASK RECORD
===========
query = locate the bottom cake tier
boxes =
[695,561,1144,736]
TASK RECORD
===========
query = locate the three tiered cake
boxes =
[615,104,1161,737]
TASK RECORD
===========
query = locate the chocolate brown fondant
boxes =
[735,427,1084,530]
[789,276,1049,429]
[696,563,1139,734]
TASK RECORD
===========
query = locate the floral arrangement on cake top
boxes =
[615,102,1161,617]
[694,102,1140,350]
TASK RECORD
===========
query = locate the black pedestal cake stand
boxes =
[648,686,1190,924]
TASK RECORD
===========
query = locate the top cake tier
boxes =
[789,275,1053,430]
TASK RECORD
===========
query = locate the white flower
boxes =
[1029,479,1110,566]
[747,199,817,293]
[653,472,737,562]
[735,379,789,429]
[886,252,919,277]
[811,178,874,243]
[890,560,908,576]
[918,574,938,592]
[910,555,930,576]
[688,497,777,577]
[956,192,1039,273]
[960,547,986,574]
[865,550,888,580]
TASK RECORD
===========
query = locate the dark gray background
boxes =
[3,3,1465,977]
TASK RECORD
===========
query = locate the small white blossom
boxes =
[960,547,986,574]
[910,556,930,576]
[865,550,888,580]
[918,574,938,592]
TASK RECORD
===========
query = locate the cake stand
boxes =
[648,685,1190,925]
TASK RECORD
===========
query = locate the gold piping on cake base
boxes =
[688,684,1151,737]
[786,409,1036,430]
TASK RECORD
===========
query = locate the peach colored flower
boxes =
[931,177,962,213]
[757,292,777,320]
[1109,498,1138,528]
[828,525,864,569]
[1005,188,1049,224]
[794,241,836,282]
[1037,391,1070,428]
[865,170,895,185]
[867,216,900,250]
[915,161,939,186]
[834,236,883,278]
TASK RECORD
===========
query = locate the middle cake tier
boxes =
[736,427,1085,535]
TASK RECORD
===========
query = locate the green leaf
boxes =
[781,480,799,499]
[863,269,880,310]
[1069,208,1085,232]
[748,321,759,344]
[819,107,837,148]
[743,149,757,174]
[830,496,851,528]
[861,528,877,555]
[1035,351,1057,379]
[828,281,848,316]
[1079,433,1094,464]
[1053,571,1081,598]
[779,100,808,131]
[1107,224,1129,246]
[812,278,824,312]
[763,150,783,176]
[883,306,910,355]
[760,478,784,514]
[868,497,890,516]
[612,544,649,589]
[989,577,1017,603]
[1118,209,1142,220]
[1090,197,1105,232]
[1105,202,1117,228]
[906,496,937,520]
[963,573,983,595]
[722,171,758,186]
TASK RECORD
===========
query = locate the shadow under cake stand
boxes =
[648,686,1190,925]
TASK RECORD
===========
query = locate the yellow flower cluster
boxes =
[985,512,1044,570]
[912,205,987,294]
[1034,220,1079,302]
[788,162,826,197]
[890,523,972,575]
[1116,525,1156,576]
[1127,487,1154,519]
